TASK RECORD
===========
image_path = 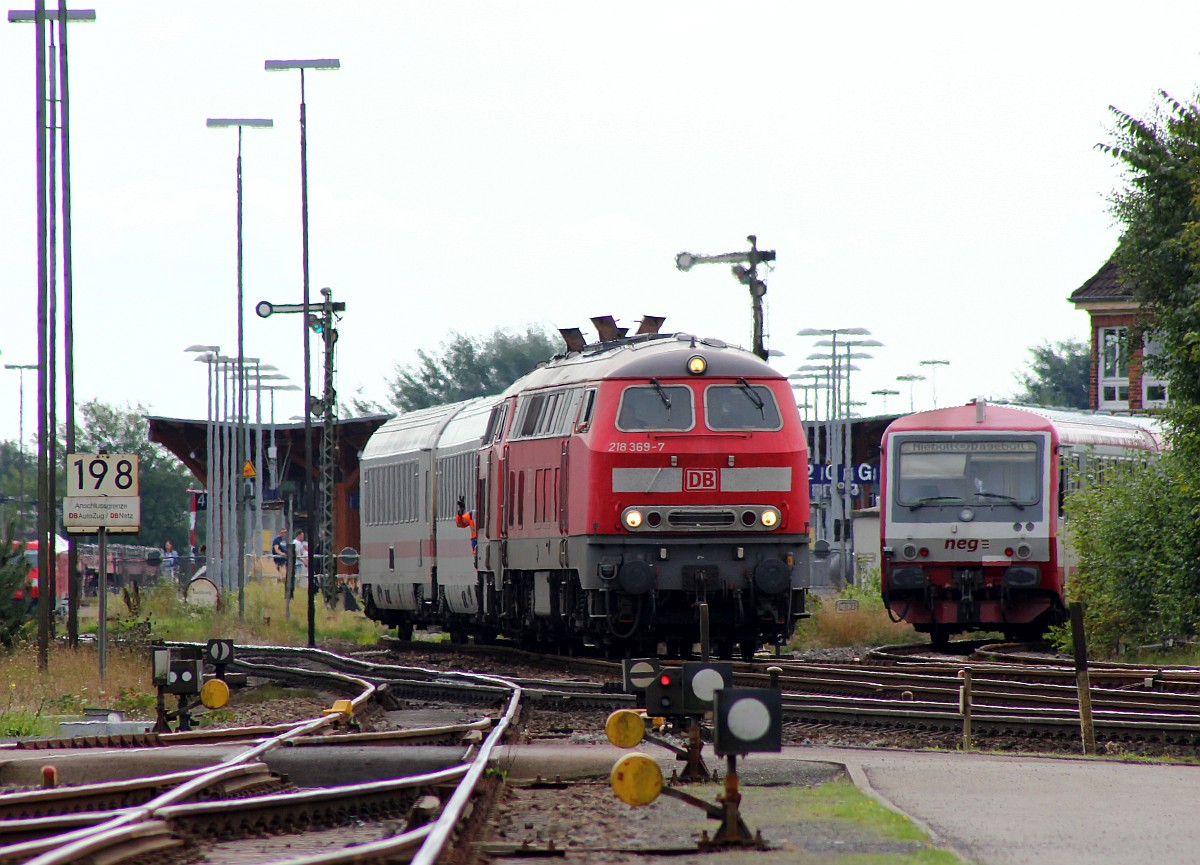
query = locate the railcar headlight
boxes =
[686,355,707,375]
[623,509,643,529]
[760,508,780,528]
[1016,543,1032,559]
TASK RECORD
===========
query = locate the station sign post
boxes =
[63,453,141,679]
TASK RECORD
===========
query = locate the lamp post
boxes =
[265,57,340,648]
[186,345,220,583]
[871,388,900,414]
[897,374,926,413]
[206,118,272,619]
[4,363,37,528]
[797,327,874,587]
[919,359,950,408]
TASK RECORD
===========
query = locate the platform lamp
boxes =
[265,57,340,649]
[919,359,950,408]
[206,118,272,620]
[897,374,927,413]
[185,345,220,587]
[871,388,900,414]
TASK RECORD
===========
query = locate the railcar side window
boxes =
[704,384,782,431]
[616,384,694,431]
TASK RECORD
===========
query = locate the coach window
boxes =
[1099,326,1129,411]
[705,383,782,431]
[616,383,694,431]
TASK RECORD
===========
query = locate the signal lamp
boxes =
[919,547,929,557]
[761,508,780,528]
[686,355,707,375]
[1005,547,1015,557]
[624,509,643,529]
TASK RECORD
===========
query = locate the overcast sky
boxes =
[2,1,1200,446]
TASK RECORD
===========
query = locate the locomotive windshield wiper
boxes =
[737,377,765,414]
[908,495,959,511]
[649,378,672,411]
[974,491,1025,510]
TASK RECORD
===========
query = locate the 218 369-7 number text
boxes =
[607,441,666,452]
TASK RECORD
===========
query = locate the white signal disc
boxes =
[629,662,657,689]
[691,668,725,702]
[727,697,771,741]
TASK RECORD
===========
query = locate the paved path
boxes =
[802,746,1200,865]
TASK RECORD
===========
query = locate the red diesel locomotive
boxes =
[359,324,812,657]
[879,400,1161,646]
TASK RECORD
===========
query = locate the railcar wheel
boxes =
[395,621,414,641]
[739,638,758,661]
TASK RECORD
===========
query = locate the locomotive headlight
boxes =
[686,355,707,375]
[760,508,780,528]
[623,509,644,529]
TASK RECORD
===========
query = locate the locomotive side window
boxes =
[484,403,509,444]
[517,394,546,438]
[576,389,596,432]
[616,384,694,431]
[704,383,782,431]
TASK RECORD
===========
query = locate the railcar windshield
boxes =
[616,383,694,431]
[704,383,782,431]
[896,438,1041,508]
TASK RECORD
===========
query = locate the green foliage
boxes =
[69,400,195,550]
[0,523,31,650]
[1104,91,1200,419]
[1012,339,1091,408]
[1060,451,1200,655]
[388,325,561,412]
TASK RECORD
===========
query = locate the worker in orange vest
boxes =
[455,495,477,554]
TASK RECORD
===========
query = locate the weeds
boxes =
[791,571,922,649]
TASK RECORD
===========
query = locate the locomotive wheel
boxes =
[739,638,758,661]
[395,621,414,641]
[929,625,952,651]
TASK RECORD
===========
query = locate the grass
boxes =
[107,577,388,647]
[0,641,154,724]
[731,778,968,864]
[790,582,922,650]
[0,576,389,729]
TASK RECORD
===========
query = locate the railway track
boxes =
[0,644,523,865]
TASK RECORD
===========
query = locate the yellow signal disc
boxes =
[200,678,230,710]
[605,709,646,749]
[610,752,663,807]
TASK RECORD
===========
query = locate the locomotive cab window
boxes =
[896,439,1041,507]
[704,383,782,431]
[616,383,694,431]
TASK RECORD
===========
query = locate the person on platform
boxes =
[271,530,288,576]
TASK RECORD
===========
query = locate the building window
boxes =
[1098,326,1129,410]
[1142,334,1169,408]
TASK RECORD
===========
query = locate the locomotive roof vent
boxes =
[559,315,669,353]
[975,397,987,423]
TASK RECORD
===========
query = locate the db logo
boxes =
[684,469,718,491]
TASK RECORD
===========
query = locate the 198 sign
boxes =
[66,453,139,497]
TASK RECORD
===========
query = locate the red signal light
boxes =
[659,673,672,687]
[1004,547,1014,557]
[919,547,929,557]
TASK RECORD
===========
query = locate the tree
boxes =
[1102,90,1200,446]
[1013,339,1091,408]
[68,401,195,550]
[388,325,562,412]
[0,522,30,650]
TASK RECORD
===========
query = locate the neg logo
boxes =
[943,539,990,553]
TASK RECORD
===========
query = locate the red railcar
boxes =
[360,331,812,657]
[879,400,1161,646]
